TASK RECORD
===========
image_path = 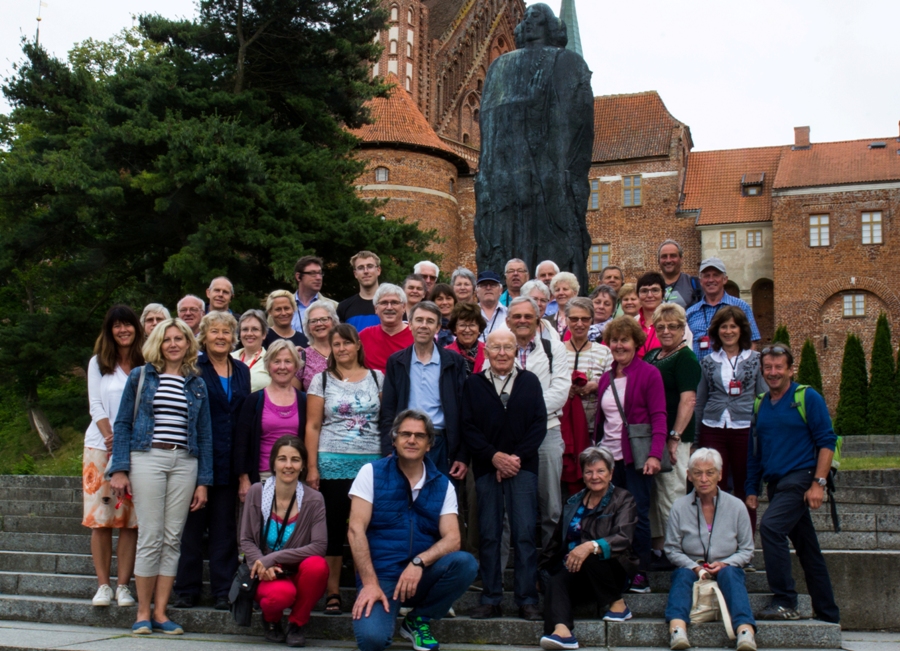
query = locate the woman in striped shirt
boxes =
[109,318,213,636]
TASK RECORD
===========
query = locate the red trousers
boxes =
[254,556,329,625]
[697,423,757,534]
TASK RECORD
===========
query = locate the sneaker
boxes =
[758,603,800,620]
[264,620,285,643]
[539,633,579,650]
[669,626,690,650]
[736,628,757,651]
[744,562,757,573]
[446,607,456,618]
[628,573,651,594]
[400,615,440,651]
[285,622,305,648]
[115,585,135,607]
[92,584,113,607]
[602,606,632,622]
[399,606,412,617]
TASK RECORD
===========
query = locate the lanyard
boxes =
[727,353,740,380]
[571,339,590,371]
[265,490,297,552]
[701,302,724,333]
[488,370,513,407]
[695,492,720,564]
[480,308,501,343]
[241,349,262,370]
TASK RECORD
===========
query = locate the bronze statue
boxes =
[475,3,594,291]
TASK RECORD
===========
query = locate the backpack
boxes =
[689,275,703,306]
[540,337,553,371]
[751,384,841,532]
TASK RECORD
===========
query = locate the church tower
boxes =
[559,0,583,57]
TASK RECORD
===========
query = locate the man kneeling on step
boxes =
[349,409,478,651]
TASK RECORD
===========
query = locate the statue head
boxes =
[514,3,568,49]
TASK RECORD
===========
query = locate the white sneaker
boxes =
[736,628,757,651]
[446,607,456,618]
[669,626,691,650]
[92,584,113,607]
[116,584,136,607]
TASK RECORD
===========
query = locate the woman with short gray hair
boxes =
[296,300,340,392]
[232,309,270,392]
[451,267,477,304]
[522,280,560,341]
[140,303,171,337]
[549,272,581,340]
[588,285,617,343]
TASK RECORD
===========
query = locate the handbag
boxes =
[228,561,258,627]
[104,365,147,480]
[690,573,735,640]
[610,376,672,472]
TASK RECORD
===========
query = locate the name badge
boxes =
[699,336,710,350]
[728,380,742,396]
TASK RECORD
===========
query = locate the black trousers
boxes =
[760,468,840,623]
[543,555,627,634]
[175,484,239,599]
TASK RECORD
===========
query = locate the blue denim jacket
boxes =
[110,363,214,485]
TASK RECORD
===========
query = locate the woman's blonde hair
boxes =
[550,271,580,296]
[618,283,637,298]
[198,312,238,352]
[652,303,686,328]
[142,318,200,376]
[265,339,304,375]
[265,290,298,327]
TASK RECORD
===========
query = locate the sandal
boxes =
[324,593,342,615]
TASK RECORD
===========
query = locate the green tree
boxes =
[867,314,898,434]
[797,338,824,396]
[772,324,791,347]
[834,333,868,436]
[0,0,434,413]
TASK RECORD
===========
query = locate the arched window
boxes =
[406,42,412,57]
[449,178,455,193]
[390,40,398,54]
[473,109,479,124]
[462,133,470,144]
[390,5,398,21]
[408,7,413,23]
[405,76,411,91]
[375,167,389,183]
[477,79,483,91]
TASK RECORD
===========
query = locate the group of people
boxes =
[81,243,839,651]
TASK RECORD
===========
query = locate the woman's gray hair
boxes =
[373,283,407,307]
[565,297,594,317]
[389,409,436,447]
[689,447,723,473]
[521,279,551,300]
[238,309,269,338]
[589,284,618,303]
[451,267,476,286]
[140,303,171,327]
[550,271,580,295]
[302,300,339,335]
[198,311,238,351]
[652,302,686,328]
[264,338,304,374]
[579,446,614,474]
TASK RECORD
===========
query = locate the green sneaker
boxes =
[400,615,440,651]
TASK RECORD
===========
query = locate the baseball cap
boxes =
[699,257,727,274]
[476,270,503,285]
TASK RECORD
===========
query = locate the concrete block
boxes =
[875,533,900,549]
[0,476,81,490]
[815,531,877,550]
[1,516,86,536]
[0,501,88,519]
[876,514,900,532]
[811,512,874,532]
[0,488,77,503]
[606,618,841,648]
[0,551,58,574]
[0,533,98,555]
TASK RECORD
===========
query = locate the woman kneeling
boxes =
[539,447,639,650]
[241,436,328,647]
[664,448,756,651]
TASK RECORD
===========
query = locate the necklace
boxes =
[656,340,687,360]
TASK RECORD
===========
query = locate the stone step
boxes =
[834,468,900,487]
[0,501,88,518]
[0,533,100,555]
[0,476,81,489]
[0,515,86,535]
[0,486,81,503]
[0,594,841,648]
[0,570,812,618]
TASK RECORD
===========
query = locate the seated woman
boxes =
[241,435,328,647]
[664,448,756,651]
[540,447,639,650]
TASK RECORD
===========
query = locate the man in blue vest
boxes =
[349,409,478,651]
[746,344,839,623]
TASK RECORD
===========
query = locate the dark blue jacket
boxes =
[197,353,251,485]
[379,345,468,464]
[366,454,448,583]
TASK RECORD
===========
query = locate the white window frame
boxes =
[843,293,865,318]
[810,215,830,247]
[375,167,389,183]
[746,230,762,248]
[589,179,600,210]
[862,211,883,245]
[720,231,737,249]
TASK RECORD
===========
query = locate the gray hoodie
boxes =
[664,488,753,570]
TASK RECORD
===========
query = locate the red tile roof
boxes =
[592,92,686,163]
[350,75,468,171]
[773,138,900,189]
[682,146,784,226]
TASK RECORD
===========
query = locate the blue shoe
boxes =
[151,619,184,635]
[540,633,579,649]
[602,606,633,622]
[131,620,152,635]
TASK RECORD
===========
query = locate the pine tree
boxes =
[772,324,791,347]
[797,338,824,396]
[867,314,898,434]
[834,333,868,436]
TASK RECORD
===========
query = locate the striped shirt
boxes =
[152,374,190,446]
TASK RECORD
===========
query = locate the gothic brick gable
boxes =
[592,92,688,163]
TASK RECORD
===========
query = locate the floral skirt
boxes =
[81,447,137,529]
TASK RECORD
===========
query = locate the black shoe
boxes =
[650,551,676,571]
[758,603,800,620]
[173,593,197,609]
[286,622,306,648]
[519,604,542,621]
[264,620,285,643]
[214,596,230,611]
[469,604,502,619]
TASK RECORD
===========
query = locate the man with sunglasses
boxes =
[746,344,839,624]
[461,329,547,620]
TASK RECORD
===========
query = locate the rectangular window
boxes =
[589,243,610,272]
[589,179,600,210]
[810,215,830,247]
[862,211,883,245]
[623,175,642,206]
[720,231,736,249]
[747,230,763,248]
[843,294,865,317]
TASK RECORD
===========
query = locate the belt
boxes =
[433,428,446,437]
[151,442,188,451]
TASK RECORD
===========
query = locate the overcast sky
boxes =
[2,0,898,151]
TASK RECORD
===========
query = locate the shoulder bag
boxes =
[690,573,735,640]
[610,377,672,473]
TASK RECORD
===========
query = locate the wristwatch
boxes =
[411,556,425,568]
[814,477,827,488]
[591,541,600,555]
[668,430,682,441]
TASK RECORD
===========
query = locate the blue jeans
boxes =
[426,434,449,476]
[665,566,756,630]
[613,460,652,571]
[354,551,478,651]
[476,470,539,606]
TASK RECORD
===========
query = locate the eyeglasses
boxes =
[420,274,437,281]
[655,323,683,332]
[301,270,324,277]
[487,345,516,353]
[396,430,428,441]
[506,268,528,275]
[761,346,789,355]
[308,317,332,326]
[355,264,378,272]
[456,322,479,331]
[568,316,592,323]
[377,300,402,307]
[638,287,662,296]
[179,307,202,314]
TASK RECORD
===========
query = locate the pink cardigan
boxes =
[594,357,668,466]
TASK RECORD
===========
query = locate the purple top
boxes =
[297,347,328,392]
[259,390,299,472]
[594,357,668,466]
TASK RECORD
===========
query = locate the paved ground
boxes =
[0,620,896,651]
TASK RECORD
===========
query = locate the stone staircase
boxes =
[0,475,844,647]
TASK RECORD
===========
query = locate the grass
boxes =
[839,456,900,471]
